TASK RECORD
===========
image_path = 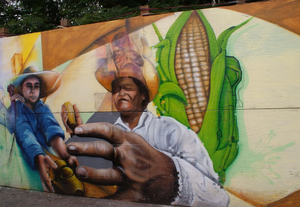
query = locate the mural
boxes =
[1,3,300,207]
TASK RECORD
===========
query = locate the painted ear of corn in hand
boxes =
[153,10,251,183]
[63,101,77,130]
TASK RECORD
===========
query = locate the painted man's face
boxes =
[21,76,40,106]
[112,77,145,113]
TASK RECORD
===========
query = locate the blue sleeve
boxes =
[15,120,45,170]
[38,105,65,144]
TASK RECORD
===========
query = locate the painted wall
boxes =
[1,4,300,207]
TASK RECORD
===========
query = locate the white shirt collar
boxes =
[114,109,151,132]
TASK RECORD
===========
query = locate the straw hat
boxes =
[95,33,159,101]
[95,59,159,102]
[11,66,61,98]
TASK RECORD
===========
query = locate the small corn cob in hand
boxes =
[62,102,82,134]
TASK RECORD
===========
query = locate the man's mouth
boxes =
[118,98,128,102]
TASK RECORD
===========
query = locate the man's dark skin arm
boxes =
[67,122,179,204]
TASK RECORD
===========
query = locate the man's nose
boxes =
[119,88,126,96]
[31,88,37,93]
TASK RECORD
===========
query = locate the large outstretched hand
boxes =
[66,122,178,204]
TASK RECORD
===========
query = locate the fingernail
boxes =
[75,127,83,134]
[69,159,73,166]
[68,145,76,151]
[77,167,87,178]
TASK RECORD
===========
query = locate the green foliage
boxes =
[153,10,251,183]
[152,11,192,127]
[0,0,60,34]
[198,15,251,183]
[0,0,242,35]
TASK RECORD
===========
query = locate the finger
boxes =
[75,166,124,185]
[44,155,58,170]
[61,107,73,133]
[68,156,79,167]
[38,159,55,193]
[61,107,68,122]
[64,122,73,134]
[43,177,55,193]
[61,104,66,116]
[61,106,71,125]
[67,141,114,160]
[61,106,68,123]
[41,179,55,193]
[73,104,83,125]
[74,122,124,144]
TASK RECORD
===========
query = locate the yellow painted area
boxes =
[23,35,43,71]
[18,33,41,73]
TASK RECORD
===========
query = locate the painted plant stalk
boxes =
[153,10,251,182]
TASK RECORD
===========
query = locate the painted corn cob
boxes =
[174,11,211,133]
[63,101,77,130]
[153,10,252,182]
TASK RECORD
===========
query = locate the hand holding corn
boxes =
[61,102,83,136]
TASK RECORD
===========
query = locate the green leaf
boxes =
[218,76,234,150]
[154,39,172,81]
[217,26,235,47]
[152,23,163,42]
[165,11,193,83]
[158,82,187,105]
[167,97,190,127]
[225,56,242,93]
[218,17,253,51]
[198,51,226,155]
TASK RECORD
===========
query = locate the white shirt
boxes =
[114,110,229,207]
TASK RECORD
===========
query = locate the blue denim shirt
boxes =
[15,100,64,170]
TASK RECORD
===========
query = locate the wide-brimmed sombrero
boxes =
[95,58,159,101]
[11,66,61,98]
[95,33,159,101]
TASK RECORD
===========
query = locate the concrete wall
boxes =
[0,2,300,206]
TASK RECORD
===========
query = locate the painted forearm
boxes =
[50,136,69,160]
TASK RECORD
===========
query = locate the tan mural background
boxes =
[1,0,300,206]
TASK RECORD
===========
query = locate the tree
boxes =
[0,0,60,34]
[0,0,257,35]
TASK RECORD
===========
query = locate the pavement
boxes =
[0,186,169,207]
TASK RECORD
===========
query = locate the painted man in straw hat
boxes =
[61,32,229,206]
[10,66,78,192]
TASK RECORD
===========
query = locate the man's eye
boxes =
[112,88,120,94]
